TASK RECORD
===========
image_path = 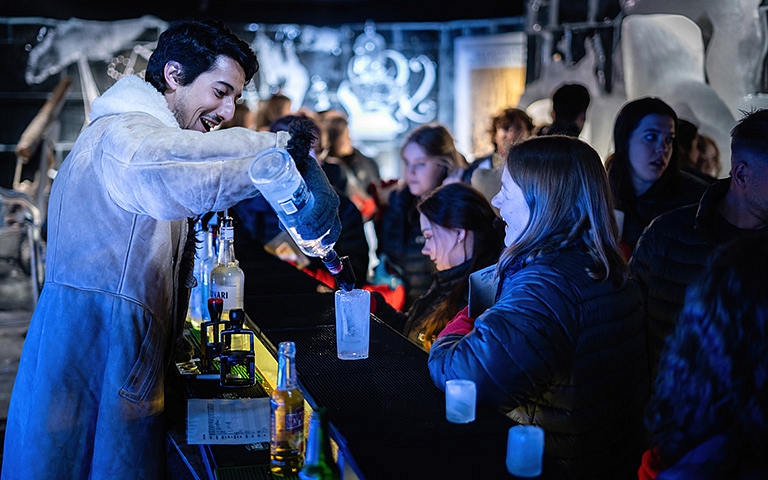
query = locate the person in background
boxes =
[629,107,768,383]
[677,118,716,184]
[428,136,648,480]
[231,113,370,288]
[254,91,291,131]
[371,182,504,351]
[605,97,708,254]
[320,110,381,222]
[376,123,466,310]
[536,83,591,137]
[696,133,721,178]
[639,233,768,480]
[1,20,341,480]
[462,107,534,205]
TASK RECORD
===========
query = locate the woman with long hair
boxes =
[606,97,708,253]
[376,122,468,309]
[429,136,649,479]
[372,182,504,351]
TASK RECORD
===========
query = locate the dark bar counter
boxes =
[167,247,563,479]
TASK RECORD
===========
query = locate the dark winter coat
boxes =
[629,178,768,381]
[429,242,649,480]
[614,169,708,250]
[373,260,472,349]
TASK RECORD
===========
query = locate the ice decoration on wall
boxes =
[25,15,167,85]
[337,22,437,142]
[24,15,167,123]
[252,25,311,112]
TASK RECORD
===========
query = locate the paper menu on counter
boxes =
[187,397,270,444]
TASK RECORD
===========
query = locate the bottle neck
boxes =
[217,224,237,265]
[276,350,297,389]
[304,415,324,464]
[204,230,215,258]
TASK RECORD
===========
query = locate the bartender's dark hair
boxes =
[145,20,259,94]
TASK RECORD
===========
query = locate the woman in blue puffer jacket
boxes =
[429,136,650,480]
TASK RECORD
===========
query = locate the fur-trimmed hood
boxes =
[91,75,179,128]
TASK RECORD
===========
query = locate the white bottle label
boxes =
[278,183,311,215]
[211,285,238,311]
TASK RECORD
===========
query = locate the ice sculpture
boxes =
[252,26,310,112]
[518,0,768,176]
[25,15,167,86]
[517,36,628,159]
[621,0,766,119]
[25,16,167,125]
[337,23,436,142]
[621,14,735,174]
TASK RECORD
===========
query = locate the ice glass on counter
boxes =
[445,379,476,423]
[334,288,370,360]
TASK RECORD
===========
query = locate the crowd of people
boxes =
[219,80,767,478]
[3,18,766,480]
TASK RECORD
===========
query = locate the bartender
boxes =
[2,19,340,480]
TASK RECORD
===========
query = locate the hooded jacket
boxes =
[2,75,288,479]
[429,243,649,480]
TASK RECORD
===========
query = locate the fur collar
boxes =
[90,75,179,128]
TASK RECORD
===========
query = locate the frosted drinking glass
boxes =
[506,425,544,477]
[445,379,476,423]
[335,289,370,360]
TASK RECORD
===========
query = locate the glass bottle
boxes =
[270,341,305,476]
[188,218,216,328]
[209,214,244,321]
[299,407,340,480]
[219,308,256,387]
[249,148,355,291]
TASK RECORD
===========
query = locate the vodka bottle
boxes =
[249,148,355,291]
[209,215,244,321]
[187,218,206,327]
[270,341,305,476]
[188,218,216,328]
[299,407,340,480]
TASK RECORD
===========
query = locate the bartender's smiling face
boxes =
[164,55,245,133]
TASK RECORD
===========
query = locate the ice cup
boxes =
[445,379,476,423]
[335,289,370,360]
[506,425,544,477]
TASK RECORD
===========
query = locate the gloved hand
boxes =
[285,118,341,248]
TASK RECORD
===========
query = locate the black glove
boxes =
[286,118,342,248]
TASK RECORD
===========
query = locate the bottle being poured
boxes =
[249,146,355,291]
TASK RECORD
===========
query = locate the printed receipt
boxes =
[187,398,271,444]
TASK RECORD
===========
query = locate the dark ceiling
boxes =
[4,0,528,25]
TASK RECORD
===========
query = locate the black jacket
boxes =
[373,260,472,349]
[616,170,709,250]
[629,178,768,380]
